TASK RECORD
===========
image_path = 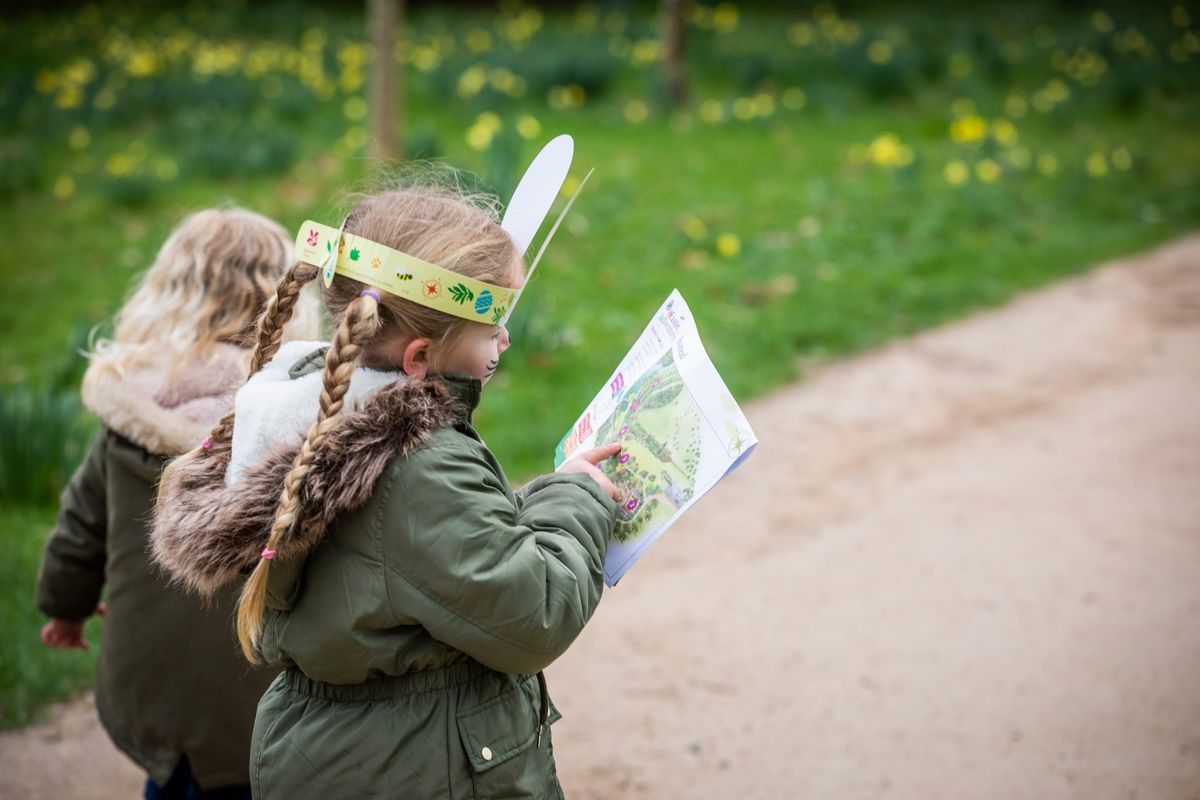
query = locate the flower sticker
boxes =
[370,257,381,269]
[306,229,319,246]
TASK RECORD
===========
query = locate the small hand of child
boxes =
[560,442,623,501]
[40,604,103,650]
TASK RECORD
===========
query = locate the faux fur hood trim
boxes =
[150,377,467,597]
[81,344,248,456]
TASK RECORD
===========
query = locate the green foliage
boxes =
[0,324,97,507]
[0,505,101,730]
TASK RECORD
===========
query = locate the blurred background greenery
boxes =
[1,0,1197,727]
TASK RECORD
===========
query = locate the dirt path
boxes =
[3,235,1198,799]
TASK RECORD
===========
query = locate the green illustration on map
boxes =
[597,350,703,543]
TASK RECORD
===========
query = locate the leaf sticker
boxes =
[491,305,505,324]
[449,283,474,304]
[349,248,361,261]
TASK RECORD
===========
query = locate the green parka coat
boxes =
[151,345,617,799]
[36,345,279,789]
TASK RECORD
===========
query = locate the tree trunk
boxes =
[368,0,404,161]
[662,0,688,107]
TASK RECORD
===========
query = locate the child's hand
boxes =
[560,442,623,501]
[40,604,103,650]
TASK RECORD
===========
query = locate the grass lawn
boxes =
[1,0,1197,727]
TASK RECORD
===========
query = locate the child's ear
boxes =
[402,338,432,380]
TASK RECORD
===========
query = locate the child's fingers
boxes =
[575,442,623,465]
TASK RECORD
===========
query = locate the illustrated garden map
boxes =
[555,290,757,585]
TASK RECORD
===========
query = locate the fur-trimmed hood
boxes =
[150,369,477,597]
[81,343,248,456]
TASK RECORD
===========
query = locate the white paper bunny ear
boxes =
[498,135,591,327]
[501,134,575,256]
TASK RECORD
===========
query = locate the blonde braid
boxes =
[250,261,321,374]
[235,293,382,660]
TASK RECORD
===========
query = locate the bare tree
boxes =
[368,0,404,161]
[662,0,688,107]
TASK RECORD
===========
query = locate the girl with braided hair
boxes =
[151,184,621,799]
[36,207,320,799]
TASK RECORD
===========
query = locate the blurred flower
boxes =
[1005,94,1029,118]
[560,174,581,198]
[125,49,161,78]
[343,96,367,121]
[782,87,807,111]
[53,175,75,200]
[489,68,525,97]
[55,86,83,109]
[623,99,649,124]
[1036,152,1059,176]
[1086,151,1109,177]
[799,216,821,237]
[1007,147,1033,169]
[1172,5,1191,28]
[547,84,586,109]
[457,64,488,98]
[680,215,708,241]
[716,232,741,257]
[713,3,740,33]
[466,112,502,151]
[732,97,756,121]
[699,99,725,123]
[631,39,663,67]
[991,119,1018,147]
[789,22,816,46]
[1091,10,1115,33]
[975,158,1001,182]
[867,133,914,167]
[1111,147,1133,170]
[943,160,970,186]
[154,158,178,181]
[950,115,987,144]
[516,114,541,140]
[466,29,492,54]
[867,40,894,65]
[68,126,90,150]
[105,153,136,177]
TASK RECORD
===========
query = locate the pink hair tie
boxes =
[261,547,277,561]
[200,437,211,450]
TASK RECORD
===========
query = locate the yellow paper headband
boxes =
[293,221,517,325]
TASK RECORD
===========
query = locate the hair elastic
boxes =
[200,437,211,450]
[359,289,381,303]
[261,547,277,561]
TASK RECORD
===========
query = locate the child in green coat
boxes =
[37,207,320,799]
[151,181,621,798]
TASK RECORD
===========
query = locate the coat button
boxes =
[481,746,493,761]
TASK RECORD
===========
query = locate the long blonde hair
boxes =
[90,207,320,375]
[220,185,522,660]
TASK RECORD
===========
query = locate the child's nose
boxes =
[498,327,511,352]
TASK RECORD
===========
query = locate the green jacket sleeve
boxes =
[36,429,109,620]
[380,436,617,676]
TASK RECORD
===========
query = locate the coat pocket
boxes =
[456,677,563,800]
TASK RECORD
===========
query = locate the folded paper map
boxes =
[554,290,758,585]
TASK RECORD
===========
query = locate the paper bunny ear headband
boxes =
[293,134,591,326]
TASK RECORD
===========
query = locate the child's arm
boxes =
[382,438,618,676]
[36,430,110,643]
